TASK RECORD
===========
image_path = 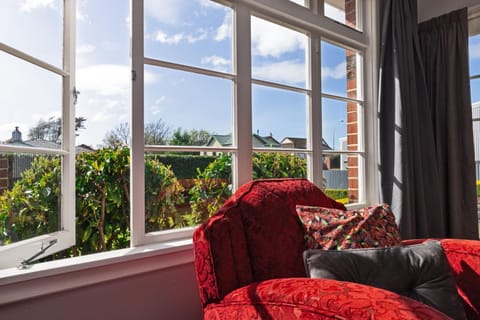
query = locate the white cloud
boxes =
[471,43,480,59]
[76,64,156,96]
[197,0,224,9]
[215,13,232,41]
[77,44,96,54]
[322,61,347,79]
[201,55,230,72]
[76,0,90,23]
[151,96,167,115]
[154,29,208,45]
[253,61,305,84]
[144,0,185,25]
[89,99,126,123]
[252,17,306,57]
[20,0,56,12]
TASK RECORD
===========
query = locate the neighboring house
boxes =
[0,127,94,193]
[280,137,332,151]
[204,133,281,150]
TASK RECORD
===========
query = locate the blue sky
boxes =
[0,0,479,150]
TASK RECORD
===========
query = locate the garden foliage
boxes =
[0,148,344,258]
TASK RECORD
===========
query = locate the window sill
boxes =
[0,238,194,305]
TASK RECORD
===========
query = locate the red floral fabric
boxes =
[193,179,480,320]
[204,278,451,320]
[440,239,480,320]
[193,178,345,306]
[296,203,402,249]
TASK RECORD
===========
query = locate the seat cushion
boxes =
[296,203,402,250]
[204,278,453,319]
[303,240,466,319]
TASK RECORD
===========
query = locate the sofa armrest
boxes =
[440,239,480,319]
[204,278,451,320]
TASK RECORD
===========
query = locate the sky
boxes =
[1,0,478,150]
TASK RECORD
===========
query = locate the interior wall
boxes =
[0,262,203,320]
[417,0,479,22]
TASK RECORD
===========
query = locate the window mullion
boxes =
[233,3,253,189]
[61,0,76,242]
[130,0,146,246]
[308,34,322,187]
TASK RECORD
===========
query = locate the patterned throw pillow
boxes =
[296,203,402,250]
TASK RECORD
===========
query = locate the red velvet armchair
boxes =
[193,178,480,319]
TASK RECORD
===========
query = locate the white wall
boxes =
[418,0,480,22]
[0,262,203,320]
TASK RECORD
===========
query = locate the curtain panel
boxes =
[378,1,478,239]
[419,8,478,239]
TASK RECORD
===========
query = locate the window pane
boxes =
[288,0,309,8]
[472,78,480,104]
[251,16,307,88]
[144,152,232,233]
[469,34,480,76]
[253,85,307,148]
[0,153,61,246]
[321,40,362,100]
[325,0,362,31]
[322,98,359,152]
[144,0,232,73]
[76,0,130,149]
[323,153,359,204]
[0,0,63,67]
[253,152,307,179]
[0,52,62,148]
[473,103,480,183]
[144,66,233,146]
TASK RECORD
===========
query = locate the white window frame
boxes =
[0,0,76,269]
[130,0,373,247]
[0,0,378,274]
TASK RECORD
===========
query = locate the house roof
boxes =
[4,127,95,153]
[206,134,282,148]
[280,137,332,150]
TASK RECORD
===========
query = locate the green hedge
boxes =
[147,154,217,179]
[325,189,348,202]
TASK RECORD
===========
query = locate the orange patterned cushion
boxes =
[296,203,402,250]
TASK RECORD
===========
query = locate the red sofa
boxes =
[193,178,480,319]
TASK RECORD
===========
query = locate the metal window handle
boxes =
[18,239,58,269]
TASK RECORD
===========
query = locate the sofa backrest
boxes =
[193,178,346,306]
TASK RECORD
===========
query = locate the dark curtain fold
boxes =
[379,0,443,239]
[419,8,478,239]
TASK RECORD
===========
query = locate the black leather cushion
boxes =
[303,240,466,319]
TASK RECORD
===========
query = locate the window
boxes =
[0,0,371,268]
[0,0,75,268]
[469,6,480,234]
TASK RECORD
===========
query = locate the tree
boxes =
[102,122,129,147]
[169,128,211,146]
[102,120,171,147]
[28,117,86,143]
[144,120,170,145]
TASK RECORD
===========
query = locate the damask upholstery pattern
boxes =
[204,278,451,319]
[193,179,480,319]
[440,239,480,319]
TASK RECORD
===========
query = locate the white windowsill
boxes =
[0,238,194,305]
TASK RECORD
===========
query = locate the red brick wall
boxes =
[345,0,359,202]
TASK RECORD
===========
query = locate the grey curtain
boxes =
[419,8,478,239]
[379,0,443,239]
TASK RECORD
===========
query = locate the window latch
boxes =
[73,87,80,106]
[18,239,58,269]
